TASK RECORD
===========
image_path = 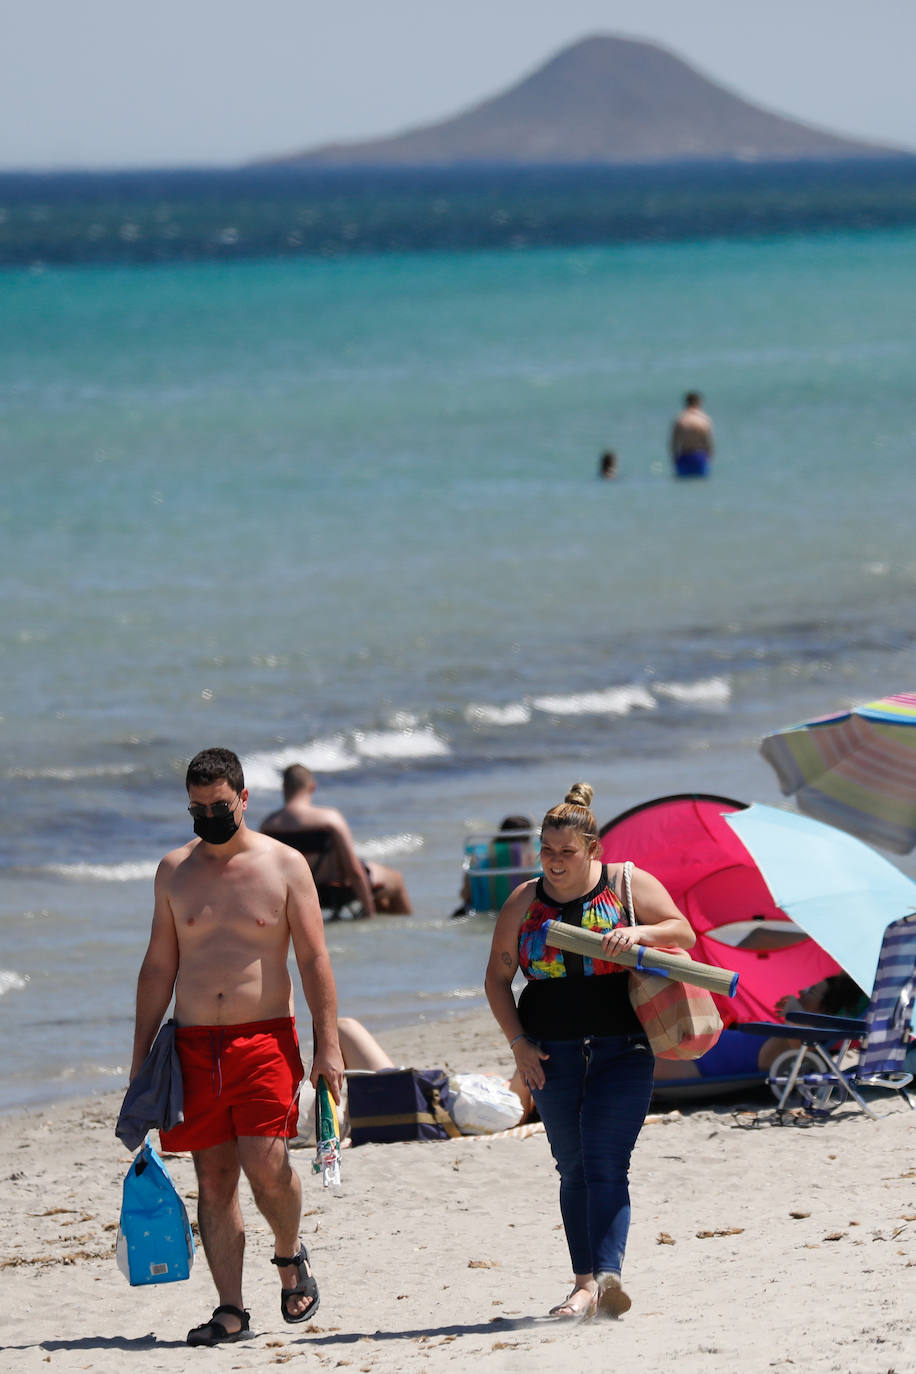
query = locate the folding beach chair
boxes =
[261,826,364,920]
[737,914,916,1120]
[461,829,541,915]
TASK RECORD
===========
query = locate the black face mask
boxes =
[193,812,240,846]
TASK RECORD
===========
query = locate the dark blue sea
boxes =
[2,160,916,266]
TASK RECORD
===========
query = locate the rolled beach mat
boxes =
[543,919,739,997]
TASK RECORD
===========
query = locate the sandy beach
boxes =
[2,1009,914,1374]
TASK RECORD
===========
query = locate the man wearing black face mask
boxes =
[129,747,344,1346]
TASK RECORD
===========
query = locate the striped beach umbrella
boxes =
[760,693,916,854]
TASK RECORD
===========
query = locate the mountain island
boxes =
[263,34,902,168]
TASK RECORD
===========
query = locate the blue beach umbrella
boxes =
[723,803,916,995]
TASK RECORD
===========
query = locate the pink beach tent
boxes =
[599,794,842,1026]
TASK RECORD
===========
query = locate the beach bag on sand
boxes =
[347,1068,461,1145]
[116,1137,195,1285]
[623,861,724,1061]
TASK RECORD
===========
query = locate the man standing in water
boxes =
[129,747,344,1346]
[670,391,715,477]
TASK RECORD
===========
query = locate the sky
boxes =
[2,1,914,170]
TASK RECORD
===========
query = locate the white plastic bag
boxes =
[448,1074,524,1134]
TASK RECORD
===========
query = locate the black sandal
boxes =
[186,1304,250,1347]
[271,1244,320,1323]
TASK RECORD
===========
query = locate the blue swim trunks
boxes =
[674,451,709,478]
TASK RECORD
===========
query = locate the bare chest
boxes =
[170,859,288,943]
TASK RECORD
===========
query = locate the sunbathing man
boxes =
[129,747,344,1346]
[261,764,413,915]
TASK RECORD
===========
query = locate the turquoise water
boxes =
[3,218,916,1110]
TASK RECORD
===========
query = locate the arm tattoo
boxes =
[500,951,513,968]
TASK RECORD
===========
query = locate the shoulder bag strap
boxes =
[623,860,636,926]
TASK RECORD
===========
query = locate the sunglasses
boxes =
[187,795,241,821]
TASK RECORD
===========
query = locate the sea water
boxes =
[3,173,916,1112]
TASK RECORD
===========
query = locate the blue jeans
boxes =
[531,1034,654,1277]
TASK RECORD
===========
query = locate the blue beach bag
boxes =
[116,1137,195,1285]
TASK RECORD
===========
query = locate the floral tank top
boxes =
[518,865,628,979]
[516,865,642,1038]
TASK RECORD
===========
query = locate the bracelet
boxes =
[509,1033,530,1050]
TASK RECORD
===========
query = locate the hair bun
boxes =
[564,782,594,809]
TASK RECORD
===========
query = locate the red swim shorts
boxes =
[159,1016,304,1153]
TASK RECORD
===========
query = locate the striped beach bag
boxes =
[622,861,724,1061]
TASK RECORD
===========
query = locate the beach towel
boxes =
[115,1021,183,1150]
